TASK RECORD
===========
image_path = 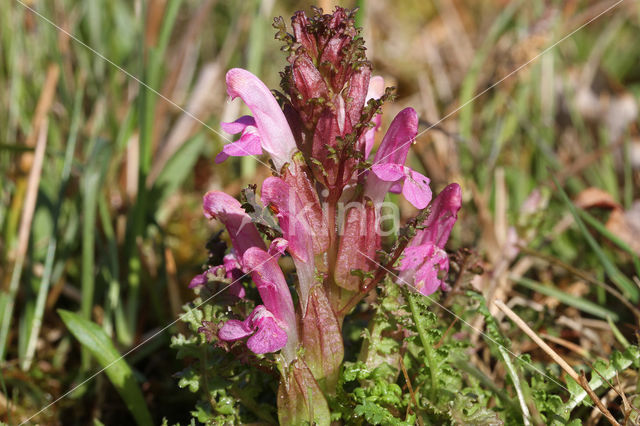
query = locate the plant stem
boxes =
[406,290,437,401]
[497,345,531,426]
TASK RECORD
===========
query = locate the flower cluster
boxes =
[191,7,461,424]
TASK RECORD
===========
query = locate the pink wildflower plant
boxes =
[190,7,462,424]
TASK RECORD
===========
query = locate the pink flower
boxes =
[218,69,297,171]
[215,116,262,163]
[192,9,465,415]
[199,192,298,359]
[219,247,298,361]
[218,305,288,354]
[189,192,265,296]
[397,244,450,296]
[202,191,265,259]
[370,164,432,209]
[189,253,245,298]
[397,184,462,295]
[364,107,432,209]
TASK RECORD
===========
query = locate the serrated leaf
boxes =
[449,393,503,425]
[177,367,201,393]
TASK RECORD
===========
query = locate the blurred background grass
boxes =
[1,0,639,424]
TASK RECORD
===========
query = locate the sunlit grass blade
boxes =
[80,140,111,369]
[126,0,182,342]
[458,0,520,166]
[553,175,638,302]
[513,276,619,321]
[58,309,153,426]
[21,83,84,371]
[153,134,205,222]
[0,119,49,362]
[577,207,640,280]
[606,315,630,348]
[98,194,128,342]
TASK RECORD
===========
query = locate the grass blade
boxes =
[577,207,640,279]
[80,140,111,369]
[58,309,153,426]
[513,276,619,320]
[21,82,84,371]
[552,175,638,302]
[126,0,183,341]
[0,119,49,361]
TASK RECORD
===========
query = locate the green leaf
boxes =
[58,309,153,426]
[559,345,640,419]
[176,366,200,393]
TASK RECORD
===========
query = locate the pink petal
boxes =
[218,305,288,354]
[363,114,382,160]
[218,319,253,341]
[410,183,462,249]
[226,68,297,171]
[398,244,449,296]
[215,128,262,163]
[268,238,289,258]
[371,163,405,182]
[222,253,241,272]
[398,245,435,272]
[401,169,432,209]
[188,271,209,288]
[372,107,418,166]
[362,76,385,159]
[202,192,265,259]
[261,177,312,263]
[414,247,449,296]
[242,247,296,332]
[220,115,256,134]
[366,76,385,101]
[364,108,418,204]
[247,313,288,354]
[389,181,402,194]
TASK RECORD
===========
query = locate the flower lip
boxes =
[364,108,430,208]
[371,164,432,209]
[216,116,263,164]
[218,305,289,354]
